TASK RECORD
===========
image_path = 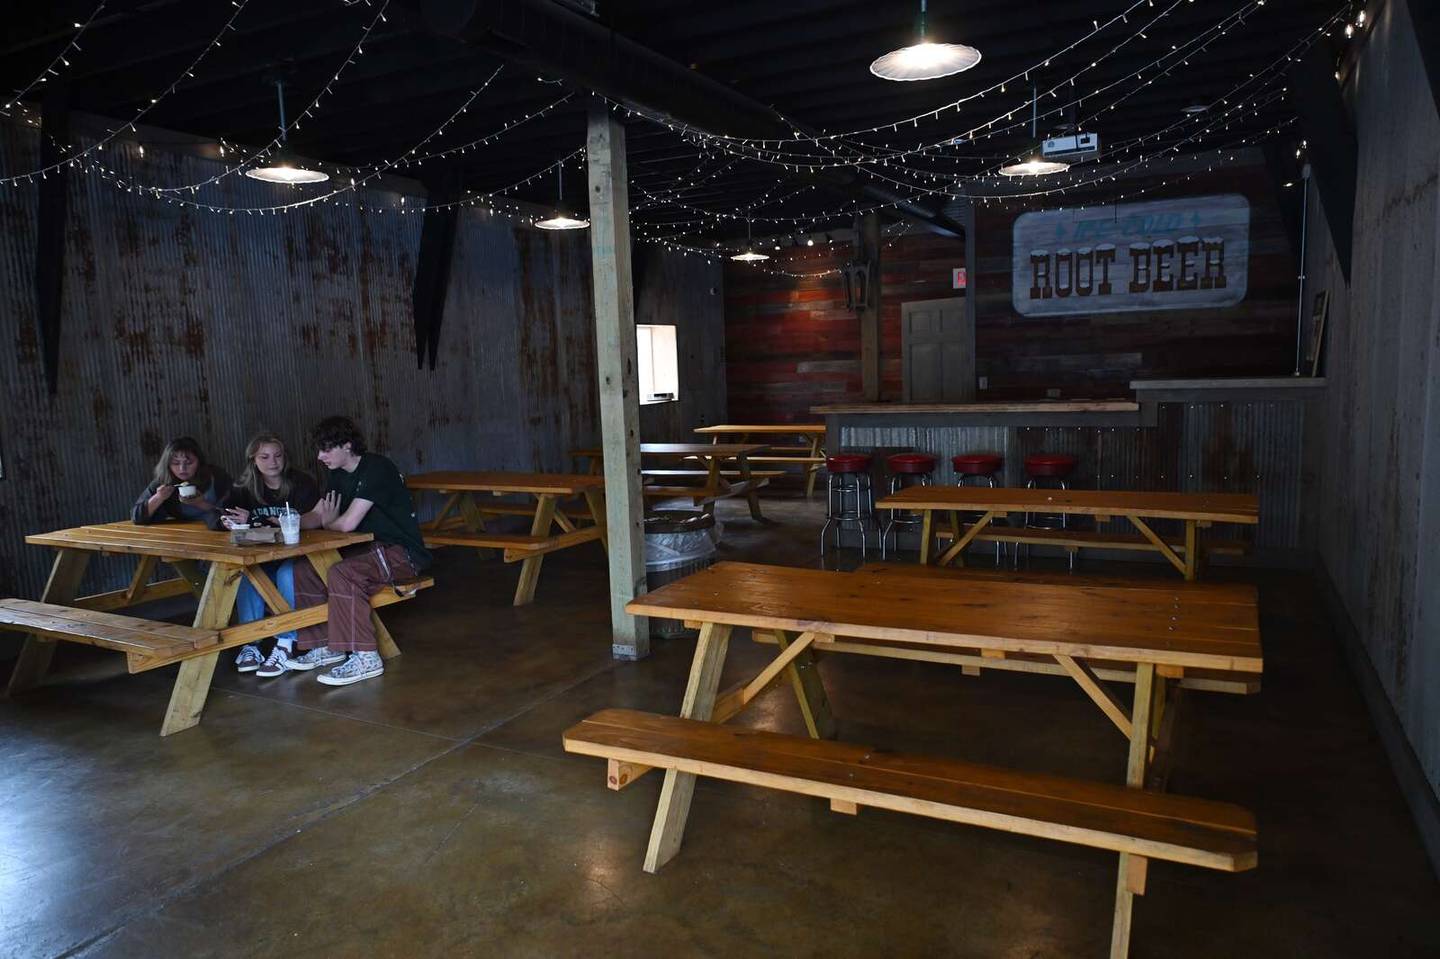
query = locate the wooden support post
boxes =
[644,622,733,872]
[1184,520,1200,581]
[858,212,882,402]
[160,563,241,737]
[5,549,90,696]
[587,104,649,660]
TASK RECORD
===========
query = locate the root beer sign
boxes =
[1011,195,1249,316]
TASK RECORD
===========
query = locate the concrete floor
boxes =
[2,495,1438,958]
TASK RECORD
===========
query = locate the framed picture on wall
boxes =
[1305,290,1329,377]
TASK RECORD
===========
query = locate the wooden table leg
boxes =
[644,621,733,873]
[1127,515,1187,578]
[1184,520,1199,581]
[582,488,609,556]
[805,435,823,497]
[168,559,207,597]
[1109,663,1162,958]
[776,630,836,739]
[5,548,91,696]
[513,494,559,606]
[936,511,996,567]
[160,563,241,737]
[737,455,764,521]
[919,510,934,565]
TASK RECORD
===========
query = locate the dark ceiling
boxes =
[1,0,1349,245]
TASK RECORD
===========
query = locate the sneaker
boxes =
[255,647,292,678]
[287,646,345,671]
[234,645,264,673]
[316,651,384,687]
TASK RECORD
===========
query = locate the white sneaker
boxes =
[287,646,345,671]
[255,647,292,678]
[316,651,384,687]
[234,645,264,673]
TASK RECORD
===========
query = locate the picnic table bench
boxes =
[876,486,1260,580]
[571,443,773,520]
[3,521,432,736]
[407,471,607,607]
[564,561,1262,958]
[693,424,827,496]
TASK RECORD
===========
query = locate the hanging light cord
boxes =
[274,80,288,143]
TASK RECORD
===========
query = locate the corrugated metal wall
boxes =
[1301,0,1440,801]
[839,399,1304,549]
[0,121,724,599]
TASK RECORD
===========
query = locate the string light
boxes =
[0,0,258,185]
[1,0,109,117]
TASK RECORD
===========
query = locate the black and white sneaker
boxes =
[287,646,345,671]
[316,651,384,687]
[234,645,264,673]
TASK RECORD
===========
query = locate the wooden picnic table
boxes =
[406,470,607,607]
[565,561,1262,958]
[694,424,827,496]
[875,486,1260,580]
[571,443,774,520]
[4,521,430,736]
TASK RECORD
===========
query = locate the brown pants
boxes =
[294,543,416,653]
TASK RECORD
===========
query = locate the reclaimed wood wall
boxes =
[724,153,1299,422]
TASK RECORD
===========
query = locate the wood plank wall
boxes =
[725,155,1298,421]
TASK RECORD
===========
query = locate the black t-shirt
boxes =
[216,470,322,528]
[325,453,431,569]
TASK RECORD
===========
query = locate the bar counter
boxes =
[812,377,1325,561]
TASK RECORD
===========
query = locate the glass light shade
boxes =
[870,41,981,82]
[535,213,590,230]
[244,162,329,184]
[999,156,1071,177]
[730,250,770,262]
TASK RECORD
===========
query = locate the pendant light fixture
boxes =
[870,1,981,82]
[535,161,589,230]
[999,81,1071,177]
[245,79,329,184]
[730,218,770,262]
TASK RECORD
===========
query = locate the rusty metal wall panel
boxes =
[0,126,705,599]
[1178,400,1303,548]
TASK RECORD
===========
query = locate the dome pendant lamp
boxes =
[245,79,329,184]
[999,81,1071,177]
[870,0,982,82]
[535,161,590,230]
[730,217,770,262]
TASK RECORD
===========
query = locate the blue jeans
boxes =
[234,559,297,644]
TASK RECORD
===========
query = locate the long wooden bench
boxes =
[934,523,1249,557]
[0,598,219,672]
[566,708,1257,953]
[1,578,435,675]
[421,527,601,562]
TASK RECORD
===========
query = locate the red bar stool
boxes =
[1023,452,1079,569]
[821,453,875,557]
[952,453,1005,565]
[881,453,937,558]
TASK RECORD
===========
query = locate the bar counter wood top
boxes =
[811,399,1139,414]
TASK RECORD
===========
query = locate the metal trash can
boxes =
[644,511,718,638]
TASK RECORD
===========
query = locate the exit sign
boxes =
[952,267,967,289]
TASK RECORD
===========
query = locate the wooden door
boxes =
[902,297,974,402]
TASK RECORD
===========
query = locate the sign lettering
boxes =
[1012,196,1249,315]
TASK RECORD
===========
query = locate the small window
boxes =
[636,324,679,405]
